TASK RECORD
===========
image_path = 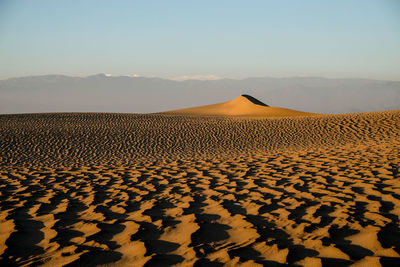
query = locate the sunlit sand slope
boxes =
[160,95,316,117]
[0,110,400,266]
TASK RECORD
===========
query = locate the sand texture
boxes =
[0,104,400,266]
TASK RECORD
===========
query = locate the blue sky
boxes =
[0,0,399,80]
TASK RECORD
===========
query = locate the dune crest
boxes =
[161,94,316,117]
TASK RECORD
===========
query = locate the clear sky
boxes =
[0,0,399,80]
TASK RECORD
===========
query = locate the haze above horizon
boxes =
[0,0,399,80]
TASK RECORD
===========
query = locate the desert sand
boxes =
[161,95,316,117]
[0,95,400,266]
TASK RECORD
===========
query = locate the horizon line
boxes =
[2,73,400,82]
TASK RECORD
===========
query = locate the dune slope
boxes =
[160,95,316,117]
[0,109,400,266]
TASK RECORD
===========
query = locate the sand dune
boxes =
[0,97,400,266]
[161,95,316,117]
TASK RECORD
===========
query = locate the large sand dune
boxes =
[0,96,400,266]
[161,95,315,117]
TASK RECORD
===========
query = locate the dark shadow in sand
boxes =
[241,94,269,107]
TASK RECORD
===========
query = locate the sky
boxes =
[0,0,399,80]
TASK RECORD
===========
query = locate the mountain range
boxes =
[1,74,399,114]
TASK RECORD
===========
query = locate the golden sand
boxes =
[160,95,316,117]
[0,97,400,266]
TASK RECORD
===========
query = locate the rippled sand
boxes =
[1,110,400,266]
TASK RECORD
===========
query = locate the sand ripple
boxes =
[0,111,399,266]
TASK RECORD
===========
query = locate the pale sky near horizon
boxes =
[0,0,399,80]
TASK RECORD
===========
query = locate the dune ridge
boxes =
[0,107,400,266]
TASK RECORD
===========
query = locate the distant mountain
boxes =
[1,74,399,114]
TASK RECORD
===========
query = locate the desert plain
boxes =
[0,95,400,266]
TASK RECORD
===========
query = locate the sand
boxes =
[0,96,400,266]
[160,95,316,117]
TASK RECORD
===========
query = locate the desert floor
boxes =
[0,111,400,266]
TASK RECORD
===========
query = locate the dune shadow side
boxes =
[241,94,269,106]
